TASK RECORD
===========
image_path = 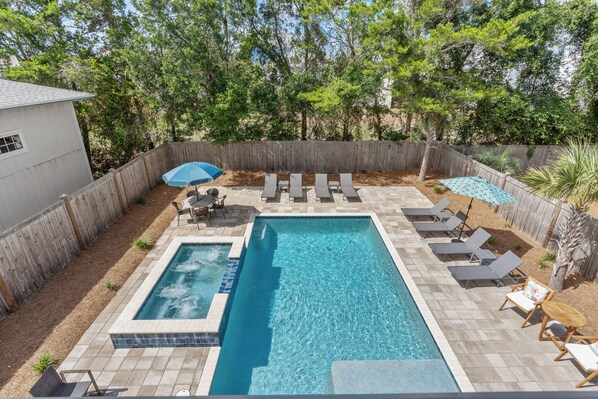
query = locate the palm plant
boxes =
[522,140,598,292]
[473,148,521,176]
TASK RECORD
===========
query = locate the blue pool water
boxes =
[211,217,459,395]
[135,244,231,320]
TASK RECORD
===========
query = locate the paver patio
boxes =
[59,185,598,395]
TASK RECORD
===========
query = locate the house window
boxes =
[0,131,25,156]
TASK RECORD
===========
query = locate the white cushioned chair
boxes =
[498,277,554,328]
[555,337,598,388]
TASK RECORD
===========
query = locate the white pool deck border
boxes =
[225,212,473,394]
[109,237,244,336]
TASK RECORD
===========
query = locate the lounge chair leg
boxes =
[521,307,537,328]
[498,297,509,311]
[554,349,568,361]
[576,370,598,388]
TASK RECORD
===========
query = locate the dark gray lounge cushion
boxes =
[29,367,92,398]
[402,198,451,218]
[315,174,331,199]
[290,173,303,199]
[448,251,524,287]
[429,228,491,259]
[261,173,277,199]
[340,173,359,199]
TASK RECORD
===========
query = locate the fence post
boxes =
[60,194,85,251]
[0,270,17,312]
[543,199,564,248]
[141,153,153,190]
[493,172,511,213]
[216,145,223,169]
[464,155,474,176]
[110,168,127,214]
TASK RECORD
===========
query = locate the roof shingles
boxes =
[0,79,94,110]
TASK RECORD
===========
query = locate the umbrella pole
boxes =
[457,197,474,242]
[195,185,199,200]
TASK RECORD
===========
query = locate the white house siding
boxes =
[0,102,93,232]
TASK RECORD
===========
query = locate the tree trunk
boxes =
[418,131,434,181]
[405,112,413,133]
[548,205,589,292]
[301,109,307,140]
[342,120,351,141]
[170,122,177,142]
[80,116,92,164]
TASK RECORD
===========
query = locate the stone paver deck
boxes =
[60,186,598,395]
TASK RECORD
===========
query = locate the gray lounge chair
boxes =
[413,213,465,238]
[261,173,277,200]
[290,173,304,201]
[402,198,452,221]
[429,228,491,260]
[29,367,102,397]
[448,251,526,288]
[340,173,359,200]
[315,174,331,201]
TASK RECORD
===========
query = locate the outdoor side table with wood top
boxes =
[538,301,588,348]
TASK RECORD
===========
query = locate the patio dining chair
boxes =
[211,195,228,217]
[29,367,102,397]
[498,277,554,328]
[554,336,598,388]
[171,201,190,226]
[192,206,211,228]
[207,187,219,198]
[186,190,199,198]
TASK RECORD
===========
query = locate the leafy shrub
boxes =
[137,196,147,205]
[487,236,497,245]
[513,244,522,251]
[473,148,521,176]
[33,353,55,375]
[105,281,119,291]
[538,251,556,269]
[133,237,153,250]
[433,186,443,194]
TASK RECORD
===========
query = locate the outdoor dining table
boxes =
[183,194,215,209]
[538,301,588,349]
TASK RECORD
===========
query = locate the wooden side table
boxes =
[538,301,587,349]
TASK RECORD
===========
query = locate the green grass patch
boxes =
[487,236,497,245]
[136,195,147,205]
[538,251,557,269]
[433,186,443,194]
[105,281,119,291]
[513,244,522,251]
[133,237,153,250]
[33,353,55,375]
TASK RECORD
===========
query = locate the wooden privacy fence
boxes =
[450,144,566,171]
[0,145,172,321]
[170,140,442,172]
[439,145,598,282]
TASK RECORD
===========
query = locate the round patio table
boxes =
[538,301,587,348]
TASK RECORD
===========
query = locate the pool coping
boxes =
[108,236,244,338]
[219,212,474,394]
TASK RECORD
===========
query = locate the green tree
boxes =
[522,140,598,292]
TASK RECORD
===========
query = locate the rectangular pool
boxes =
[210,216,460,395]
[136,244,231,320]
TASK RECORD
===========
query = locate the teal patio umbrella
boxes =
[438,176,517,241]
[162,162,223,199]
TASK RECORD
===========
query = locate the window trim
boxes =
[0,129,28,160]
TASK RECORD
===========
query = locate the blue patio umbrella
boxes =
[162,162,223,199]
[438,176,517,241]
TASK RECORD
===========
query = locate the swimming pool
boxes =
[210,216,460,395]
[136,244,231,320]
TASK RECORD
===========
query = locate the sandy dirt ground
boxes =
[0,170,596,397]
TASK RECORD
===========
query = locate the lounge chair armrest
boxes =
[509,281,526,291]
[573,336,598,344]
[59,370,102,396]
